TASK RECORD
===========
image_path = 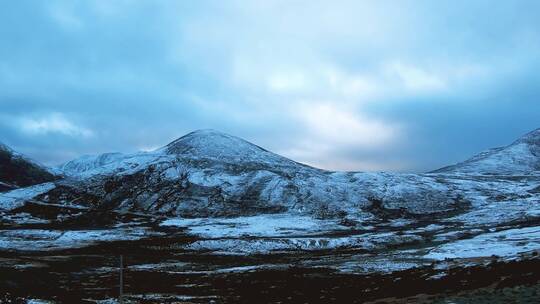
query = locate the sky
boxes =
[1,0,540,172]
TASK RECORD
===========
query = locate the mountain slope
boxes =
[433,128,540,175]
[60,152,125,176]
[40,130,465,219]
[0,142,57,191]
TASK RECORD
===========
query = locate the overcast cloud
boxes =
[1,0,540,172]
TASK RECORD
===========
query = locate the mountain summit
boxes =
[163,129,298,166]
[165,129,267,156]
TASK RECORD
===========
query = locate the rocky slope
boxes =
[0,142,57,192]
[433,128,540,175]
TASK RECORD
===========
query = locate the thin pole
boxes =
[119,254,124,304]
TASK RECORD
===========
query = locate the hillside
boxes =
[0,143,57,191]
[433,128,540,175]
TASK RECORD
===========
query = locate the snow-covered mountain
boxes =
[433,128,540,175]
[163,129,304,167]
[57,129,312,178]
[0,129,537,227]
[43,129,465,218]
[3,128,538,221]
[0,142,57,192]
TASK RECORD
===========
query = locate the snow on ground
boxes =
[425,226,540,260]
[182,231,422,255]
[160,214,349,238]
[449,199,539,228]
[161,214,426,254]
[26,299,54,304]
[1,212,51,225]
[0,227,161,251]
[0,183,55,211]
[332,257,423,274]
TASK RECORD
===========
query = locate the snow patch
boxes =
[0,183,55,210]
[0,228,160,251]
[160,214,348,238]
[425,226,540,260]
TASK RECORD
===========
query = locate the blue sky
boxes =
[1,0,539,172]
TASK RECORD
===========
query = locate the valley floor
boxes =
[1,226,540,303]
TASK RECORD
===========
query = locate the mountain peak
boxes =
[187,129,229,136]
[164,129,275,162]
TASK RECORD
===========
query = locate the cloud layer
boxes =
[1,0,540,171]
